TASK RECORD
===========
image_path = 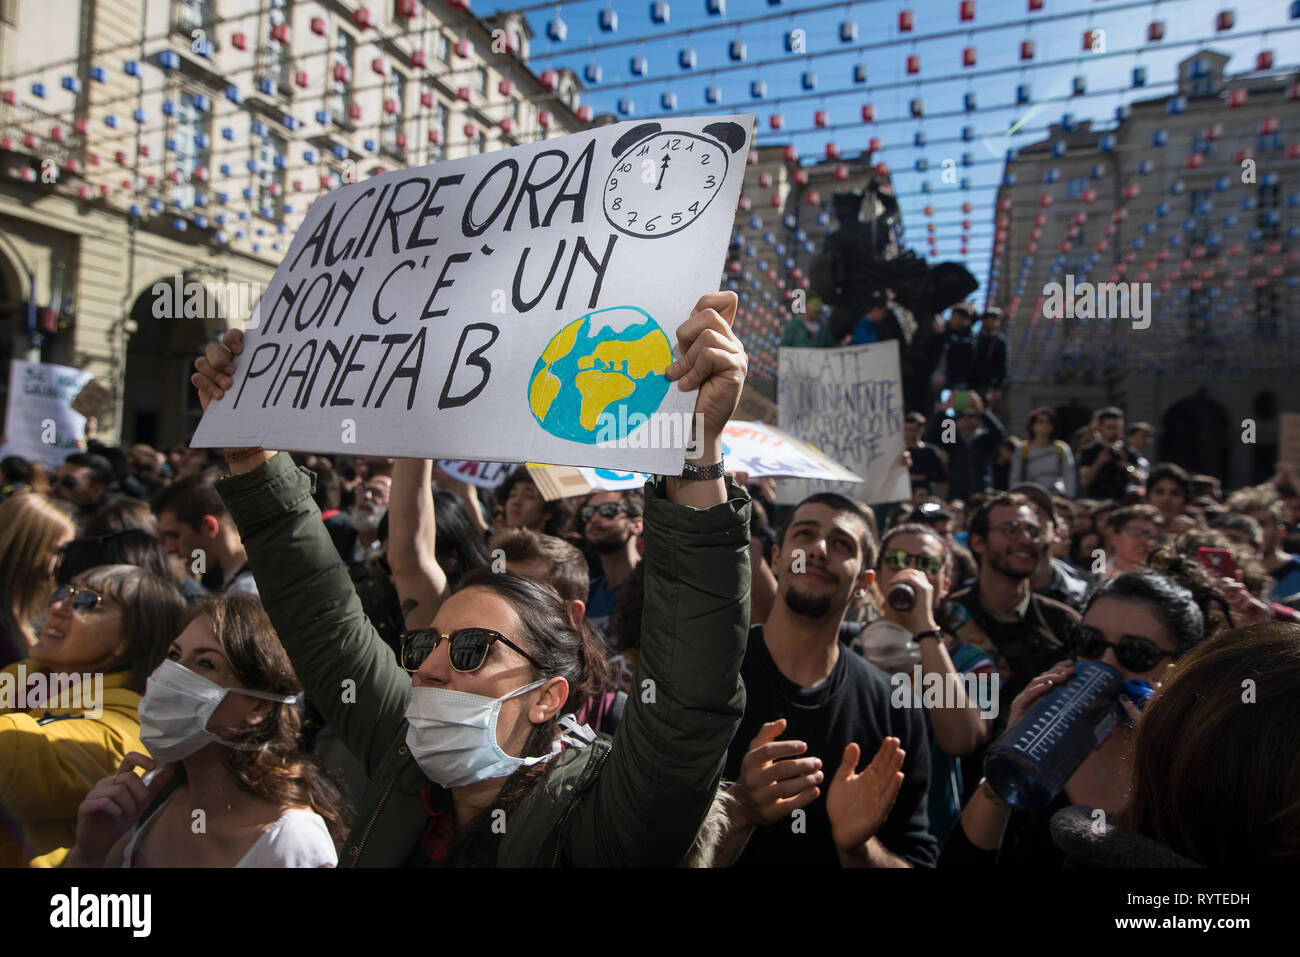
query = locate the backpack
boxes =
[1021,440,1067,463]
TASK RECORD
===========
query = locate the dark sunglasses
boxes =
[59,474,83,489]
[49,584,105,613]
[580,502,629,524]
[881,549,944,575]
[399,627,544,674]
[1071,624,1173,673]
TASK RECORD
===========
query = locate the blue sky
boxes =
[481,0,1299,296]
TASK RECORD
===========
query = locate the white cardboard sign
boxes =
[776,342,910,505]
[192,115,755,474]
[722,420,862,483]
[0,360,93,468]
[436,460,513,489]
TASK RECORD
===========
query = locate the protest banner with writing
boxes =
[776,342,909,505]
[722,421,861,483]
[436,460,514,489]
[0,360,93,468]
[192,115,754,474]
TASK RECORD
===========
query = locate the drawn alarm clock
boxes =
[602,121,748,239]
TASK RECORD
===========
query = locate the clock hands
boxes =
[654,155,670,191]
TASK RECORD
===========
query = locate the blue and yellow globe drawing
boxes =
[527,306,673,445]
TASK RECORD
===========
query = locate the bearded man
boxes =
[578,489,644,639]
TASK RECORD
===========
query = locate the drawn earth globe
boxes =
[527,306,673,445]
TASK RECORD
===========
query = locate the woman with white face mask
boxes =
[189,293,752,866]
[65,596,349,867]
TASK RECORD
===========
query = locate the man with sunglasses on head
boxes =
[948,493,1080,712]
[578,489,644,641]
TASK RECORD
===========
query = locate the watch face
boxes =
[603,131,729,239]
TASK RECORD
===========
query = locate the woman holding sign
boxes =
[190,292,751,866]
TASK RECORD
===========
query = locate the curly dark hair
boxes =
[1081,547,1235,652]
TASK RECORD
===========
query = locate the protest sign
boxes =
[525,464,650,501]
[776,342,909,505]
[0,360,93,468]
[722,421,861,483]
[70,379,112,418]
[527,463,595,501]
[578,467,649,492]
[192,115,755,474]
[436,460,514,489]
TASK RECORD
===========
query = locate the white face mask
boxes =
[138,658,301,764]
[404,679,595,789]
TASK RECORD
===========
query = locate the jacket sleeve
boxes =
[982,410,1007,444]
[0,713,126,820]
[991,339,1008,388]
[216,453,411,780]
[566,478,751,866]
[923,411,944,447]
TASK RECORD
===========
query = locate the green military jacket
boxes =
[217,453,750,866]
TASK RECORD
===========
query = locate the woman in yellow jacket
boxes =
[0,563,183,867]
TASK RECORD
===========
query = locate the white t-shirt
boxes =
[123,799,337,868]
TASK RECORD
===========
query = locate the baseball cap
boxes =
[1010,482,1058,528]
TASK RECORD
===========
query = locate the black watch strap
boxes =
[914,629,942,643]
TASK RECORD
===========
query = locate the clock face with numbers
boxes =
[603,131,730,239]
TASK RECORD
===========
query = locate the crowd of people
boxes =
[1,292,1297,869]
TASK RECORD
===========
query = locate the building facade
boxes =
[989,49,1299,487]
[1,0,585,448]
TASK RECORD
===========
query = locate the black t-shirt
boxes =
[1077,442,1138,501]
[909,442,947,487]
[724,625,939,868]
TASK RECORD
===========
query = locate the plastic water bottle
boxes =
[856,619,921,673]
[983,661,1154,811]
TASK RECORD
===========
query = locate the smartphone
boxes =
[1196,546,1237,580]
[952,390,975,413]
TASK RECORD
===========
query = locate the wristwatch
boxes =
[913,628,942,643]
[679,459,725,481]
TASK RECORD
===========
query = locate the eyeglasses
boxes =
[580,502,629,525]
[1071,624,1173,673]
[399,627,544,674]
[49,584,105,614]
[1121,526,1161,543]
[881,549,944,575]
[59,474,83,490]
[362,485,389,501]
[991,519,1043,540]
